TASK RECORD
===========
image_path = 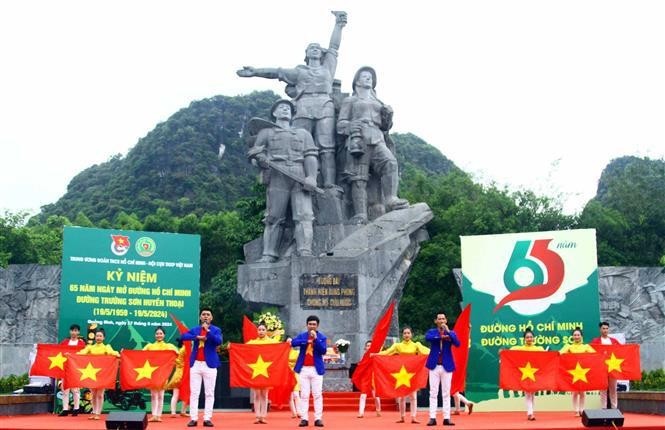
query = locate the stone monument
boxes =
[236,11,433,367]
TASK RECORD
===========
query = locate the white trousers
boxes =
[91,388,105,415]
[253,388,269,418]
[600,378,618,409]
[525,392,535,415]
[61,387,80,410]
[189,361,217,421]
[358,390,381,415]
[572,391,586,413]
[397,391,418,418]
[150,389,165,417]
[429,365,453,419]
[453,392,469,411]
[298,366,323,421]
[171,388,186,414]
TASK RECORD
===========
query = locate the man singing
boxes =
[181,308,222,428]
[291,315,327,427]
[425,312,460,426]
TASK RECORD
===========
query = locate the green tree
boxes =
[579,156,665,265]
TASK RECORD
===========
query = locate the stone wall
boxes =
[0,264,60,377]
[598,267,665,370]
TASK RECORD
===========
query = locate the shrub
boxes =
[631,369,665,391]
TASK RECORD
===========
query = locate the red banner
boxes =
[242,315,259,343]
[351,301,395,394]
[30,344,84,379]
[451,304,471,394]
[170,313,191,405]
[63,354,118,389]
[229,343,293,389]
[557,353,608,391]
[372,355,428,398]
[120,350,177,390]
[499,350,559,391]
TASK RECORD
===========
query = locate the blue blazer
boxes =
[425,328,460,371]
[291,331,327,375]
[181,324,223,368]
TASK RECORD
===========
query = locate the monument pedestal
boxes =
[238,203,433,362]
[323,363,353,392]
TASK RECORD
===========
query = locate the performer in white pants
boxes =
[510,328,545,420]
[425,312,460,426]
[591,321,621,409]
[181,308,223,428]
[291,315,327,428]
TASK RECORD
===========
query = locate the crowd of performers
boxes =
[51,309,624,427]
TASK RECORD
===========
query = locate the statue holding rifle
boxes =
[237,11,347,189]
[247,99,319,263]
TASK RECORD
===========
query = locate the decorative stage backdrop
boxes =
[461,229,601,410]
[59,226,200,349]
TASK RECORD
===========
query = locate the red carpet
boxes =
[0,411,662,430]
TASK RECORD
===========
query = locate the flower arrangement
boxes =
[335,338,350,353]
[255,310,284,341]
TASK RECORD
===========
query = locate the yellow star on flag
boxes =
[134,360,159,381]
[48,352,68,370]
[391,365,416,389]
[248,355,272,379]
[605,353,624,373]
[78,362,102,381]
[567,362,591,383]
[518,361,539,382]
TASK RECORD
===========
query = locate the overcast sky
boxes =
[1,0,663,217]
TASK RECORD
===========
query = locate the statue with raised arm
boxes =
[247,99,319,262]
[337,66,409,224]
[237,11,347,189]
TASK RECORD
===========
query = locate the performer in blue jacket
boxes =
[425,312,460,426]
[181,307,222,428]
[291,315,327,427]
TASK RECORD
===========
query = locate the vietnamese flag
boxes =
[63,354,118,389]
[593,344,642,380]
[170,313,191,405]
[499,350,559,391]
[242,315,259,343]
[451,304,471,394]
[351,301,395,394]
[229,342,293,389]
[372,355,428,398]
[557,353,608,391]
[120,350,178,390]
[30,344,84,379]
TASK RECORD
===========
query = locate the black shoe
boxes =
[58,410,69,417]
[443,419,455,426]
[298,419,309,427]
[187,420,198,427]
[426,418,436,426]
[203,421,214,427]
[71,409,78,417]
[314,419,324,427]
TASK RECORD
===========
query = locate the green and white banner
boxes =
[59,226,200,350]
[461,229,600,409]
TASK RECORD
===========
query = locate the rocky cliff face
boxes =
[0,265,60,377]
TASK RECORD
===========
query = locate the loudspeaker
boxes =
[581,409,624,427]
[105,411,148,430]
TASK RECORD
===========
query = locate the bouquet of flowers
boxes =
[335,339,350,353]
[255,311,284,341]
